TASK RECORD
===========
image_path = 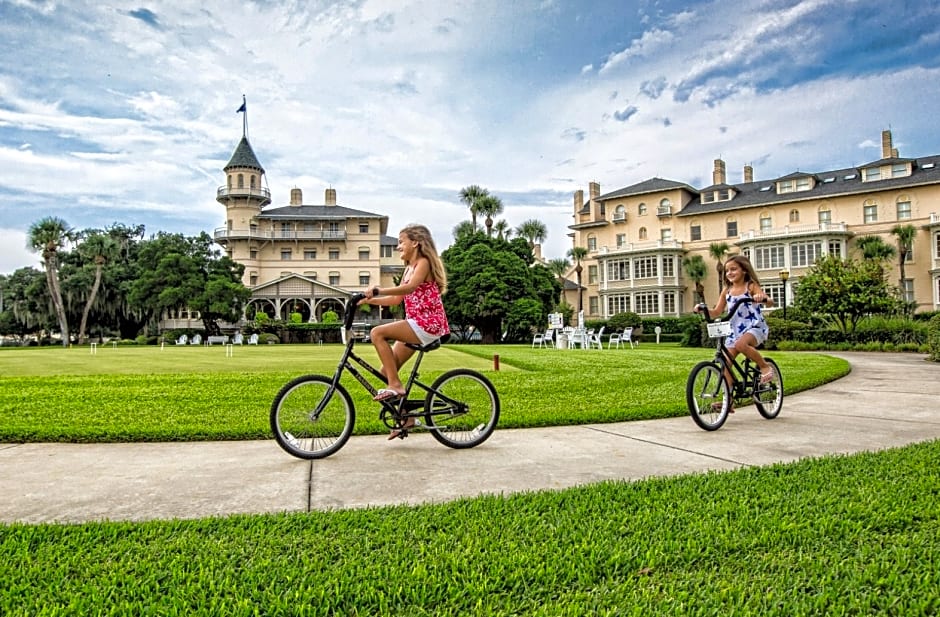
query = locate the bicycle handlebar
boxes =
[696,296,767,322]
[345,293,367,330]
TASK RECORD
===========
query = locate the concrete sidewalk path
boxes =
[2,352,938,525]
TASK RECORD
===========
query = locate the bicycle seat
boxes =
[405,333,449,353]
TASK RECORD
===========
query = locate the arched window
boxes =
[638,202,647,215]
[237,174,245,189]
[614,205,626,221]
[760,214,772,232]
[587,234,597,251]
[639,227,648,240]
[250,175,256,189]
[789,209,800,223]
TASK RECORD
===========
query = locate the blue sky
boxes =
[2,0,940,274]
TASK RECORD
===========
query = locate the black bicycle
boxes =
[270,293,500,459]
[686,297,784,430]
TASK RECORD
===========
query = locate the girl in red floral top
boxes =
[360,225,449,436]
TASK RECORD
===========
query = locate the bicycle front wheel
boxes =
[754,358,784,419]
[270,375,355,459]
[424,369,499,448]
[687,361,730,431]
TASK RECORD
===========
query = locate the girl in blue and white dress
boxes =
[694,255,775,411]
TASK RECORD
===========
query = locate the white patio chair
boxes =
[569,328,589,349]
[622,327,637,349]
[232,332,244,345]
[608,331,622,349]
[247,333,259,345]
[189,334,202,346]
[175,334,188,345]
[588,326,605,350]
[532,329,553,348]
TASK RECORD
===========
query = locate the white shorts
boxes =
[406,319,439,345]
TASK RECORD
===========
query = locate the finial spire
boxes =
[236,95,247,138]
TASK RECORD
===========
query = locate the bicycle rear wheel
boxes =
[424,369,499,448]
[270,375,355,459]
[686,361,731,431]
[754,358,784,419]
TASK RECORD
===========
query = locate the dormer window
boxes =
[702,188,734,204]
[777,176,813,194]
[892,163,910,178]
[863,167,881,181]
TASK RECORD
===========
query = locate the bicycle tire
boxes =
[270,375,355,459]
[754,358,784,419]
[423,369,499,448]
[687,360,731,431]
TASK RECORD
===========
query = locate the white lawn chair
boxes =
[190,334,202,346]
[622,327,637,349]
[232,332,244,345]
[532,329,553,348]
[247,333,259,345]
[175,334,188,345]
[588,326,605,350]
[569,328,588,349]
[608,331,622,349]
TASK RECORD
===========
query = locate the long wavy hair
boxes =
[723,254,761,287]
[401,224,448,295]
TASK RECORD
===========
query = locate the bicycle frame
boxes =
[700,297,763,398]
[311,293,455,428]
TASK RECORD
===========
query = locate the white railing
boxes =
[214,228,347,241]
[598,240,683,254]
[738,222,847,240]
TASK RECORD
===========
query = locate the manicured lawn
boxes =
[0,343,848,442]
[2,440,938,615]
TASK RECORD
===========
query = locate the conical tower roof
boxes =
[224,136,265,173]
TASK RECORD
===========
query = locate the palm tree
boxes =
[76,231,119,344]
[516,219,547,251]
[708,242,730,294]
[548,257,569,279]
[567,246,589,314]
[682,254,708,305]
[452,220,478,242]
[28,216,73,346]
[475,194,504,237]
[493,219,512,241]
[548,257,570,304]
[890,224,917,292]
[458,185,488,231]
[855,235,896,261]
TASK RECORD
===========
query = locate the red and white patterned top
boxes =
[404,279,450,337]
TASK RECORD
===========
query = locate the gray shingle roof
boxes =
[258,205,385,220]
[597,177,698,201]
[675,155,940,216]
[223,137,265,173]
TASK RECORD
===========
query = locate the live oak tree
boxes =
[128,232,250,335]
[442,233,559,343]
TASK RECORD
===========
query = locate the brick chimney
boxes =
[713,159,726,185]
[290,188,302,206]
[589,181,600,200]
[743,164,754,183]
[574,189,584,211]
[882,130,893,159]
[325,188,337,206]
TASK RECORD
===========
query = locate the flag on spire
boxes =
[236,95,246,113]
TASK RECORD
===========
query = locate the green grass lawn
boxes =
[0,343,849,442]
[2,441,938,615]
[3,344,936,615]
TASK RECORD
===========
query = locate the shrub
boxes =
[609,312,642,330]
[928,314,940,362]
[259,333,280,345]
[322,311,339,324]
[289,312,303,324]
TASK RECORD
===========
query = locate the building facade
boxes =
[212,135,403,323]
[565,130,940,319]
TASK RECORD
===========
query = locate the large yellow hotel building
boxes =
[564,130,940,319]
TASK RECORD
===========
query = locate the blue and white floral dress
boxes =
[725,290,768,348]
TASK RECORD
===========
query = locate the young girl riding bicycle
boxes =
[359,224,449,437]
[694,255,774,410]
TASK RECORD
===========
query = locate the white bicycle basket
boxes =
[706,321,733,338]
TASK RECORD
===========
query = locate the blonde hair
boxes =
[401,224,448,294]
[724,255,761,287]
